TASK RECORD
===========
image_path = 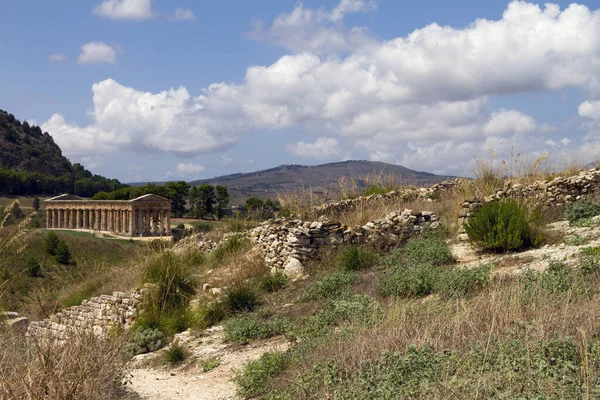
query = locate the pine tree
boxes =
[44,231,59,255]
[27,257,42,277]
[55,240,72,265]
[32,196,40,212]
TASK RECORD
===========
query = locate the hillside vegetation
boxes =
[0,109,125,196]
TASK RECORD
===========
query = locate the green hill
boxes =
[0,109,125,196]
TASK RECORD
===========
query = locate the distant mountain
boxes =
[187,160,456,205]
[0,109,125,196]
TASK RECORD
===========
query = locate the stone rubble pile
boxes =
[313,179,461,219]
[27,291,142,342]
[250,209,440,274]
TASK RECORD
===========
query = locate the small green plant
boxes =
[54,240,72,265]
[379,263,440,298]
[44,231,59,255]
[233,351,290,398]
[337,246,379,271]
[258,271,288,292]
[199,357,221,372]
[26,257,41,277]
[126,327,164,355]
[565,199,600,224]
[212,235,251,262]
[1,268,11,281]
[162,342,189,365]
[564,235,590,246]
[579,247,600,275]
[224,313,291,345]
[436,265,492,299]
[225,284,261,313]
[519,259,573,295]
[196,299,228,328]
[301,271,357,301]
[465,199,541,253]
[400,236,454,266]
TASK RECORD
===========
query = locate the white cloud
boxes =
[78,42,116,65]
[221,154,234,166]
[49,53,67,63]
[171,7,196,21]
[80,156,103,169]
[286,137,342,160]
[168,163,205,178]
[93,0,154,20]
[44,1,600,174]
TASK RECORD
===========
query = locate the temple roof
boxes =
[45,194,83,201]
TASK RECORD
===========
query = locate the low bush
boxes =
[44,230,59,255]
[401,236,454,266]
[212,234,251,262]
[162,342,189,366]
[258,271,288,292]
[196,299,228,328]
[465,199,541,253]
[55,240,72,265]
[26,256,41,277]
[379,263,440,297]
[126,327,165,355]
[519,259,573,295]
[337,246,379,271]
[436,264,492,299]
[579,247,600,275]
[199,357,221,372]
[301,271,357,302]
[565,199,600,224]
[564,235,590,246]
[224,313,291,345]
[233,351,290,399]
[225,284,261,313]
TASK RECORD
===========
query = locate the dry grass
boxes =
[0,328,130,399]
[278,273,600,397]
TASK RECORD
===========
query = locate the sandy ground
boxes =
[127,326,289,400]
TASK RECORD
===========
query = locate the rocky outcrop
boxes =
[27,291,142,342]
[250,210,440,274]
[2,311,29,333]
[313,179,461,219]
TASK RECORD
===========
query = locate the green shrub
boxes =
[564,235,590,246]
[400,236,454,266]
[519,259,573,295]
[54,240,72,265]
[1,268,11,281]
[26,257,41,277]
[224,313,291,345]
[44,231,59,255]
[301,271,357,302]
[565,199,600,224]
[126,327,164,355]
[196,299,228,328]
[579,247,600,275]
[379,263,440,297]
[436,265,492,299]
[465,199,541,253]
[225,284,261,313]
[233,351,290,398]
[199,357,221,372]
[337,246,379,271]
[212,235,251,262]
[142,252,197,313]
[259,271,288,292]
[163,343,189,365]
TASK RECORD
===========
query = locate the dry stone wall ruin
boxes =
[27,291,142,342]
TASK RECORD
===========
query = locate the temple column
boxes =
[144,209,151,235]
[71,209,76,229]
[166,209,171,235]
[46,209,52,229]
[95,209,101,231]
[136,210,142,236]
[76,210,82,229]
[108,210,114,232]
[53,210,59,228]
[115,210,120,233]
[159,209,164,235]
[83,210,89,229]
[129,210,134,236]
[58,209,63,228]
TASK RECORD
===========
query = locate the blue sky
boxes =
[2,0,600,182]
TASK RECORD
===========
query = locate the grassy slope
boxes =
[0,227,141,317]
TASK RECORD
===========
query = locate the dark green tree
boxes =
[197,184,216,219]
[44,231,59,255]
[55,240,72,265]
[27,257,42,277]
[215,185,229,220]
[164,181,191,217]
[32,196,40,212]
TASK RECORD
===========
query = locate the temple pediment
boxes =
[46,194,83,201]
[130,194,170,202]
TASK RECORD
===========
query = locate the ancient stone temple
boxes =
[44,194,171,237]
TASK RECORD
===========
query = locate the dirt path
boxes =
[128,326,289,400]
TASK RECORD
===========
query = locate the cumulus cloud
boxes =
[168,163,205,178]
[221,154,234,166]
[286,137,342,160]
[44,1,600,173]
[78,42,116,64]
[171,7,196,21]
[93,0,154,20]
[49,53,67,63]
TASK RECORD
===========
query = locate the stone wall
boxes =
[27,291,142,342]
[250,209,440,274]
[313,179,461,219]
[457,168,600,238]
